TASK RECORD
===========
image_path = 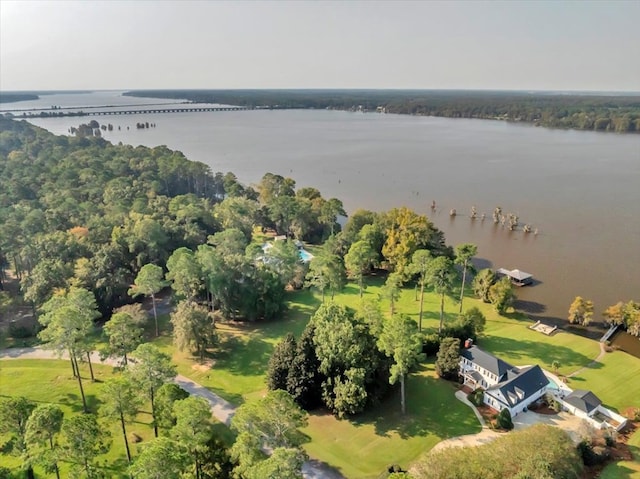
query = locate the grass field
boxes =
[137,278,640,478]
[301,362,481,478]
[3,274,639,478]
[0,359,154,478]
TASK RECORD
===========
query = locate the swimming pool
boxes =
[547,377,560,391]
[299,249,314,262]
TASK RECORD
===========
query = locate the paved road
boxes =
[0,346,344,479]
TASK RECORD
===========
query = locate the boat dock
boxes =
[496,268,533,286]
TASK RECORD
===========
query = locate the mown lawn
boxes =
[4,273,638,478]
[301,362,481,479]
[0,359,155,478]
[567,349,640,413]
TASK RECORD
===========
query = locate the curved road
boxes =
[0,346,344,479]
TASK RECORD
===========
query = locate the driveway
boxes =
[430,391,587,454]
[0,346,344,479]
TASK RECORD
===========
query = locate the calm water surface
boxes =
[7,92,640,331]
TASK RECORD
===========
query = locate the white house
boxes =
[459,345,628,431]
[459,345,548,417]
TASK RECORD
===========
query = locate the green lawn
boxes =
[335,278,601,377]
[0,359,155,478]
[301,362,481,479]
[567,349,640,413]
[3,275,638,478]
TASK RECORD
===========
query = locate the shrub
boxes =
[577,440,610,466]
[422,333,441,356]
[496,408,514,430]
[467,388,485,407]
[8,324,34,339]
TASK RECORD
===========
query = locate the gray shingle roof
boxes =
[485,365,549,407]
[460,346,514,381]
[564,389,602,414]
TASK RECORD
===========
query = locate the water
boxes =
[611,330,640,356]
[3,91,640,329]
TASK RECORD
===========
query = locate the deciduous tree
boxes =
[603,300,640,337]
[231,390,308,450]
[344,240,376,297]
[488,276,515,314]
[170,300,217,362]
[154,383,189,431]
[166,247,203,302]
[230,390,308,479]
[568,296,594,326]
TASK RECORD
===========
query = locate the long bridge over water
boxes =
[10,106,249,118]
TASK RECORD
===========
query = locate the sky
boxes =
[1,0,639,92]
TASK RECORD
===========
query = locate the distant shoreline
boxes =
[123,89,640,134]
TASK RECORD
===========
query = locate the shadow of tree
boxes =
[514,299,547,314]
[349,363,481,440]
[58,392,103,413]
[215,335,272,379]
[479,335,599,371]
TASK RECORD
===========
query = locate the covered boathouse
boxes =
[496,268,533,286]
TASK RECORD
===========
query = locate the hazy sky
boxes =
[1,0,639,91]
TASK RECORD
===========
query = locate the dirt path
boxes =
[0,346,344,479]
[567,341,606,378]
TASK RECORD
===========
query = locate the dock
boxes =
[496,268,533,286]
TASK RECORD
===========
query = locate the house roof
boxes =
[564,389,602,414]
[460,346,514,381]
[497,268,532,281]
[485,365,549,407]
[510,269,532,281]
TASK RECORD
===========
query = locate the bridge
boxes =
[12,106,249,118]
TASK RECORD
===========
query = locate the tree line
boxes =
[568,296,640,337]
[125,89,640,133]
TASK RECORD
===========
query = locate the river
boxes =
[3,91,640,344]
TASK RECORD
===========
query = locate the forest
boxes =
[125,89,640,133]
